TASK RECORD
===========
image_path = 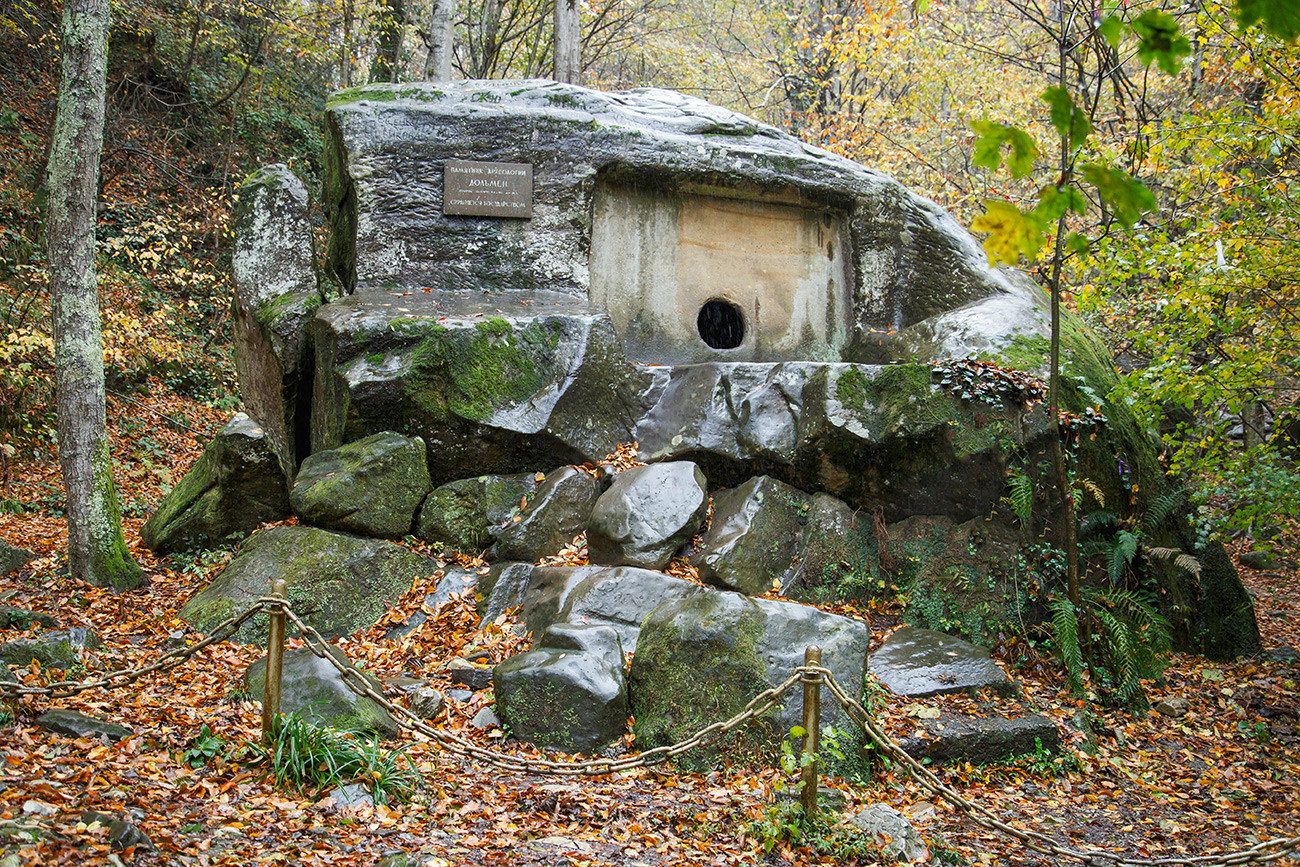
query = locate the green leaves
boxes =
[1235,0,1300,40]
[972,119,1039,178]
[1034,184,1086,222]
[1131,10,1192,74]
[1080,163,1156,226]
[971,200,1045,265]
[1042,86,1091,150]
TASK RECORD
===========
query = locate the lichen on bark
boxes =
[46,0,142,589]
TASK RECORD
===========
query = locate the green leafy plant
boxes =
[183,724,225,768]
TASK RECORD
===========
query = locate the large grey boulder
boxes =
[231,164,322,474]
[291,431,431,538]
[629,590,869,769]
[245,645,399,736]
[586,462,708,570]
[691,475,808,596]
[478,562,535,625]
[415,473,538,552]
[869,627,1015,698]
[519,565,700,651]
[848,804,930,863]
[639,363,1042,523]
[492,466,599,561]
[0,540,34,577]
[0,628,101,670]
[493,623,627,753]
[323,81,1038,366]
[310,301,650,482]
[180,526,435,645]
[141,413,291,554]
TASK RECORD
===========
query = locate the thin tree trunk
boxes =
[553,0,580,83]
[424,0,456,80]
[46,0,143,589]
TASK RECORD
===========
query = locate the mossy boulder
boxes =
[493,623,628,754]
[415,473,538,552]
[291,430,431,538]
[180,526,435,645]
[629,590,869,770]
[231,164,323,474]
[141,413,291,554]
[310,299,648,483]
[492,466,599,562]
[0,540,34,577]
[0,628,101,671]
[519,565,701,652]
[245,645,399,736]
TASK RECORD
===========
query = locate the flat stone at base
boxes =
[898,713,1060,765]
[36,709,132,742]
[869,626,1015,698]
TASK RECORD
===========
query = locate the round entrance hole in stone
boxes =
[697,299,745,350]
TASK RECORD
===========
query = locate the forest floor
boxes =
[0,386,1298,867]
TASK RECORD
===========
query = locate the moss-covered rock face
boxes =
[179,526,435,645]
[0,628,101,671]
[141,413,290,554]
[415,473,538,552]
[691,476,808,596]
[493,624,628,754]
[290,430,431,539]
[628,589,869,770]
[309,295,649,483]
[231,164,323,474]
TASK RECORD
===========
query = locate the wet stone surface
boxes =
[868,626,1015,698]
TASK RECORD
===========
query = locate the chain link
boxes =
[3,594,1296,867]
[0,599,268,699]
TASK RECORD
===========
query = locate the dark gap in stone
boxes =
[697,300,744,350]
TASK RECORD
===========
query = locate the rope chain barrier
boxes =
[0,600,267,699]
[2,595,1297,867]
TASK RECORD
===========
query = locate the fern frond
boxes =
[1049,597,1084,696]
[1007,470,1034,525]
[1079,510,1117,538]
[1109,530,1139,584]
[1147,546,1202,577]
[1142,489,1188,533]
[1079,478,1105,507]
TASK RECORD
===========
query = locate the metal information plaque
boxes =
[443,160,533,218]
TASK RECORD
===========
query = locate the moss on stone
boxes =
[629,597,777,771]
[404,318,563,423]
[835,364,954,436]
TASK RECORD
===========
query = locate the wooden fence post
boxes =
[801,645,822,821]
[261,579,287,746]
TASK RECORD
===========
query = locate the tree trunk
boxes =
[424,0,456,80]
[371,0,406,83]
[46,0,143,590]
[553,0,580,83]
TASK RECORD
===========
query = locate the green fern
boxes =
[1141,488,1188,534]
[1048,597,1084,696]
[1108,530,1139,584]
[1007,468,1034,524]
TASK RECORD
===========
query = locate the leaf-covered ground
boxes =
[1,389,1298,867]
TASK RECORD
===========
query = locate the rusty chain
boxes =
[0,600,266,699]
[818,668,1300,867]
[3,594,1296,867]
